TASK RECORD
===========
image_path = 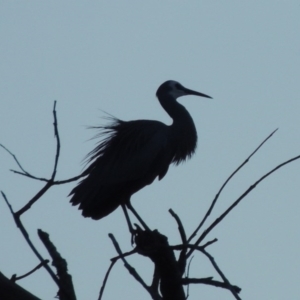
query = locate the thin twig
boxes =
[1,192,61,288]
[10,170,85,185]
[1,102,75,300]
[46,175,85,184]
[0,103,85,186]
[51,101,60,180]
[182,277,241,293]
[201,249,242,300]
[185,256,194,299]
[169,209,187,276]
[111,249,137,262]
[11,260,49,282]
[108,233,161,300]
[201,238,218,249]
[108,234,148,290]
[188,128,278,243]
[15,101,61,216]
[10,170,51,182]
[169,209,187,245]
[1,102,64,185]
[0,143,30,175]
[187,153,300,258]
[16,181,53,216]
[98,260,116,300]
[169,240,217,252]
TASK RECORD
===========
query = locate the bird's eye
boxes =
[175,83,181,90]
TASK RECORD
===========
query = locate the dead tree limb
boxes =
[0,272,41,300]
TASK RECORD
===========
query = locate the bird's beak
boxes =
[183,87,212,99]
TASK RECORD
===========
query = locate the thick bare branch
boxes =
[134,228,185,300]
[38,229,76,300]
[0,272,41,300]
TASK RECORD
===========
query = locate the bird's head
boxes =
[156,80,212,100]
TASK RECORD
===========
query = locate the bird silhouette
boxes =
[69,80,211,222]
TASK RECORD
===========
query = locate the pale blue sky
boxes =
[1,2,300,299]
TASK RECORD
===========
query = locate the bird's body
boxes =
[70,81,211,220]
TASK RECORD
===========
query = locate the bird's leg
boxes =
[121,204,135,233]
[126,201,150,231]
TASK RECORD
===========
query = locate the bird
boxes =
[69,80,212,224]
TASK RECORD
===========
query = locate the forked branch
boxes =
[188,128,278,243]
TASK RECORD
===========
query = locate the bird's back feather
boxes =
[69,118,173,219]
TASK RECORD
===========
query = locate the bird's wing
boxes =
[82,119,171,184]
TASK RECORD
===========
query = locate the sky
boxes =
[0,1,300,299]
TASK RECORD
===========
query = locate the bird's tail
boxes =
[69,180,125,220]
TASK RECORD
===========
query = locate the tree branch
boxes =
[187,153,300,258]
[0,272,41,300]
[1,192,61,292]
[188,128,278,243]
[169,209,187,276]
[134,228,185,300]
[200,249,241,300]
[108,233,161,300]
[11,260,49,282]
[182,277,241,293]
[98,260,116,300]
[38,229,76,300]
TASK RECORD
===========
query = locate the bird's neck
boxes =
[159,95,186,120]
[159,95,197,163]
[159,95,194,126]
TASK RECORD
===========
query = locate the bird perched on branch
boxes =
[69,80,211,224]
